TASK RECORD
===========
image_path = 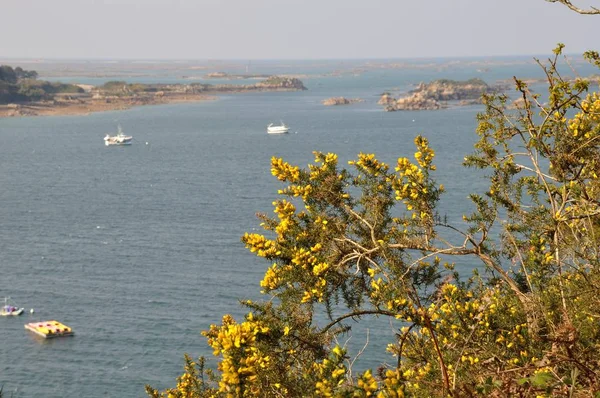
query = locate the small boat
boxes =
[267,122,289,134]
[104,125,133,146]
[25,320,74,339]
[1,297,24,316]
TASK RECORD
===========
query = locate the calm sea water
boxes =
[1,57,594,396]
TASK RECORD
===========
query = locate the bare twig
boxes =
[546,0,600,14]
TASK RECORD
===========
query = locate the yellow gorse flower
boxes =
[271,156,300,182]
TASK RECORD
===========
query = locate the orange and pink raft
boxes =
[25,320,74,338]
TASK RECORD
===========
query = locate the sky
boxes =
[1,0,599,60]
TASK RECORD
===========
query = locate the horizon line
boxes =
[0,52,585,63]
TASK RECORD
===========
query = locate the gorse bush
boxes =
[147,45,600,397]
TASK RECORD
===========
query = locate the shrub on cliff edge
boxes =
[147,44,600,397]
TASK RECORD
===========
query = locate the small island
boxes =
[204,72,272,80]
[321,97,364,106]
[378,78,499,111]
[0,65,306,117]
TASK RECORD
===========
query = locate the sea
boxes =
[1,55,597,397]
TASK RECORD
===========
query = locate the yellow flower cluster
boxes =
[278,184,313,201]
[386,298,409,312]
[169,371,194,397]
[290,244,330,301]
[349,153,390,176]
[392,136,439,220]
[314,151,339,165]
[290,244,329,277]
[271,156,301,182]
[313,346,348,397]
[301,278,327,303]
[526,235,554,268]
[273,199,296,235]
[291,246,319,270]
[357,369,378,396]
[202,314,271,396]
[309,152,339,181]
[569,92,600,138]
[378,369,405,398]
[413,136,436,170]
[242,233,278,258]
[394,158,425,201]
[397,361,433,394]
[260,263,282,291]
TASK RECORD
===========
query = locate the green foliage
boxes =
[0,65,18,84]
[0,65,38,84]
[14,66,38,80]
[98,81,167,95]
[0,65,78,103]
[98,80,129,95]
[101,80,128,90]
[432,78,489,87]
[261,76,287,85]
[259,76,306,89]
[151,46,600,397]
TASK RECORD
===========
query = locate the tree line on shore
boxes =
[0,65,83,104]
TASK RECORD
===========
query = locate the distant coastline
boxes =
[0,93,216,117]
[0,71,306,118]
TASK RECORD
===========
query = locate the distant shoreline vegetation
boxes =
[0,65,306,117]
[0,65,83,103]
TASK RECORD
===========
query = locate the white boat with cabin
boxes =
[104,125,133,146]
[267,122,289,134]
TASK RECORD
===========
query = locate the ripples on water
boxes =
[0,60,570,396]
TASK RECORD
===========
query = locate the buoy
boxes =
[30,308,34,314]
[145,142,149,145]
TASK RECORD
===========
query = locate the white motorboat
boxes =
[1,297,24,316]
[267,122,289,134]
[104,125,133,146]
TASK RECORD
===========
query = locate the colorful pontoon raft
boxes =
[25,320,74,339]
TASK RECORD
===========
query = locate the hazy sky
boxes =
[1,0,599,60]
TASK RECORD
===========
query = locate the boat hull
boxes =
[104,140,133,146]
[1,307,24,316]
[267,126,289,134]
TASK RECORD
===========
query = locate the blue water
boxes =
[0,57,594,396]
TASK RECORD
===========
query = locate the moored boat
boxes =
[104,125,133,146]
[1,297,24,316]
[267,122,289,134]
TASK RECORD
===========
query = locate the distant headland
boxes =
[0,65,306,117]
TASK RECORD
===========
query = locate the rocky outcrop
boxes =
[379,92,442,111]
[255,77,307,90]
[381,78,498,111]
[410,78,495,101]
[322,97,364,106]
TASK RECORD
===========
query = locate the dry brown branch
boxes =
[546,0,600,14]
